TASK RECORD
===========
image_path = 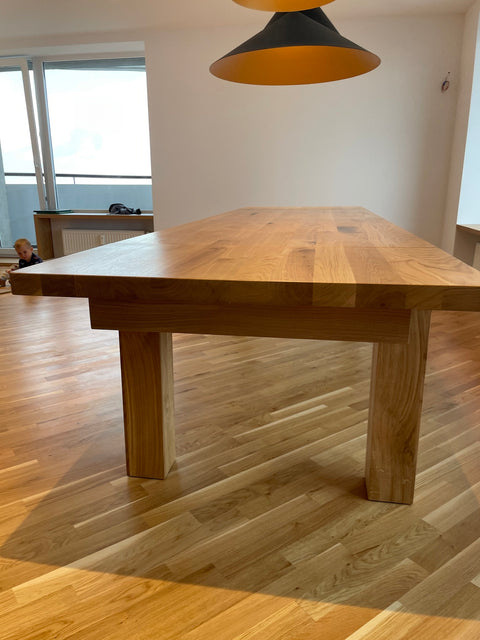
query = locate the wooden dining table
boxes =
[10,207,480,504]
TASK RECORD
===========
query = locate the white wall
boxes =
[0,12,466,248]
[442,1,480,251]
[145,14,463,246]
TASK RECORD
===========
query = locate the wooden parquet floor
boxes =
[0,294,479,639]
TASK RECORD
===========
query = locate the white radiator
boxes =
[61,229,145,255]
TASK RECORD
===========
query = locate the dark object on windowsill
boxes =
[108,203,142,215]
[34,209,74,214]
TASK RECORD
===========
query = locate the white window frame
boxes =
[0,56,47,245]
[0,49,147,255]
[35,51,147,208]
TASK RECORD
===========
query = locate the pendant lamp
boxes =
[210,7,381,86]
[233,0,335,10]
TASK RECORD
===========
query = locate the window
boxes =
[0,55,152,253]
[43,58,152,211]
[0,58,45,250]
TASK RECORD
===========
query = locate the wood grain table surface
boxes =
[12,207,480,310]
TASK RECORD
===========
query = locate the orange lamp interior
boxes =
[233,0,336,10]
[210,46,381,85]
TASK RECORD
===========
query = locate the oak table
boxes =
[11,207,480,504]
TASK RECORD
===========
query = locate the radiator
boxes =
[61,229,145,255]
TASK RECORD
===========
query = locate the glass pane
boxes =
[44,59,152,211]
[0,67,41,249]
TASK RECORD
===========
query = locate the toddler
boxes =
[0,238,43,287]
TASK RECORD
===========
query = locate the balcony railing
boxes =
[5,172,152,184]
[2,173,153,247]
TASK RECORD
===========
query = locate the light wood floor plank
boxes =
[1,294,479,638]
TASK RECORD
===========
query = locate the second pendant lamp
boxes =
[210,1,381,85]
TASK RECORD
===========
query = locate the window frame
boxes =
[34,52,148,210]
[0,56,47,209]
[0,50,150,255]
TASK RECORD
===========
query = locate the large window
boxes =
[0,58,45,249]
[0,55,152,254]
[44,58,152,211]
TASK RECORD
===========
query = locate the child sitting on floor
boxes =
[0,238,43,287]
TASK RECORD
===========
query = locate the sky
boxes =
[0,66,151,184]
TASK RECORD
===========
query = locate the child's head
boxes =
[14,238,34,262]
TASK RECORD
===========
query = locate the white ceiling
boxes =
[0,0,475,41]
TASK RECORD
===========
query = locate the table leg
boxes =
[366,310,431,504]
[118,331,175,479]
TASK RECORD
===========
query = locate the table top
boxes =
[11,207,480,311]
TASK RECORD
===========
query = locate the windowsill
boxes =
[456,224,480,235]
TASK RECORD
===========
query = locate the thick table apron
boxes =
[89,299,430,505]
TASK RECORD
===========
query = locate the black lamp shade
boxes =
[233,0,335,10]
[210,9,381,85]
